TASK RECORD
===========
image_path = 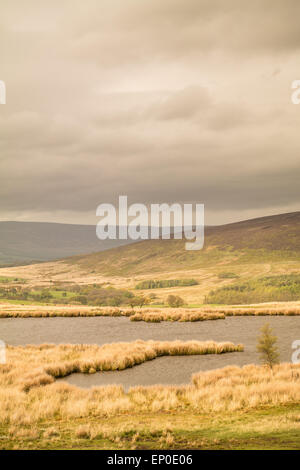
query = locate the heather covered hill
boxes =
[63,212,300,276]
[205,212,300,251]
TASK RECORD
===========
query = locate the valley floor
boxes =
[1,255,300,306]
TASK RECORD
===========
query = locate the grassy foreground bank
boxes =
[2,405,300,450]
[1,342,300,449]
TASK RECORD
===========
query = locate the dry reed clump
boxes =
[0,343,300,426]
[75,425,92,439]
[213,306,300,316]
[43,427,60,439]
[8,427,40,440]
[130,310,225,322]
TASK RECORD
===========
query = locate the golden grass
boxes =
[129,310,225,322]
[0,304,122,318]
[214,306,300,316]
[2,340,300,430]
[2,340,242,393]
[0,340,244,428]
[0,303,225,321]
[1,302,300,322]
[1,342,300,449]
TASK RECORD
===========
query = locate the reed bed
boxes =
[215,306,300,316]
[129,310,225,322]
[1,302,300,322]
[15,340,243,391]
[1,341,300,428]
[0,304,126,318]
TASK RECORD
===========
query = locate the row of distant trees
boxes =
[0,285,186,308]
[135,279,198,289]
[205,274,300,304]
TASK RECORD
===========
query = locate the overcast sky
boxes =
[0,0,300,225]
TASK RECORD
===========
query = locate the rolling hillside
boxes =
[63,212,300,276]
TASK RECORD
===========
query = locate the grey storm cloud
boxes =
[0,0,300,224]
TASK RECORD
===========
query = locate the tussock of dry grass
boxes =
[129,310,224,322]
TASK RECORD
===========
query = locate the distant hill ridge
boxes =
[0,212,299,271]
[0,221,132,266]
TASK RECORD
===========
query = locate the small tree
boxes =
[167,295,184,308]
[257,323,280,369]
[167,295,176,307]
[129,297,140,309]
[137,296,150,308]
[148,293,157,301]
[73,295,88,305]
